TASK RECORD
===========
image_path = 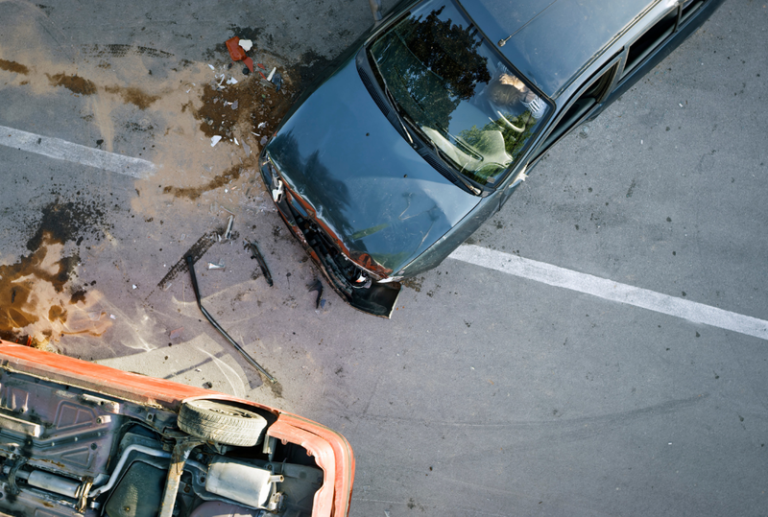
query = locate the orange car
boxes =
[0,342,354,517]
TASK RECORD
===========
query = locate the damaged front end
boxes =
[261,155,401,317]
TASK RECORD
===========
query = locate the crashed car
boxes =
[0,342,354,517]
[260,0,725,316]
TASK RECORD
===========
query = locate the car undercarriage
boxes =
[0,363,325,517]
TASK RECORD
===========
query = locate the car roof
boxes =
[459,0,659,98]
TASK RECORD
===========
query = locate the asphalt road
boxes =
[1,1,766,516]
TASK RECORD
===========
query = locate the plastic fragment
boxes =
[260,136,268,145]
[231,100,238,110]
[211,135,222,147]
[207,262,226,270]
[208,64,215,70]
[257,122,267,129]
[226,77,238,85]
[271,72,283,92]
[266,67,276,81]
[234,137,239,146]
[238,39,253,51]
[169,327,184,339]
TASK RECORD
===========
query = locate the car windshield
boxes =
[368,0,550,186]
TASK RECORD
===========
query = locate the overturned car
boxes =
[0,342,354,517]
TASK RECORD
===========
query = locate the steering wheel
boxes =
[496,111,524,133]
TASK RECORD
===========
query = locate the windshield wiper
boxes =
[374,67,414,146]
[434,147,482,195]
[374,59,413,145]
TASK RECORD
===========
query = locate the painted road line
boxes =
[0,125,156,179]
[449,244,768,341]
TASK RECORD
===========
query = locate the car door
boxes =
[495,54,621,210]
[604,0,725,107]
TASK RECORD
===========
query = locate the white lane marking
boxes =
[0,125,156,179]
[449,244,768,341]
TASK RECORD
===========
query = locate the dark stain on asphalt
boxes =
[0,59,29,75]
[46,73,97,95]
[228,25,262,41]
[289,50,334,92]
[26,200,107,252]
[104,85,160,110]
[402,277,424,292]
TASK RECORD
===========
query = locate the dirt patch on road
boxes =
[46,73,98,95]
[104,85,161,110]
[0,58,29,75]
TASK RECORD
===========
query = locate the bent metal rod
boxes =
[185,255,276,383]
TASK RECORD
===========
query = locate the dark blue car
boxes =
[261,0,725,316]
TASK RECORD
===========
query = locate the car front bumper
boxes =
[259,154,401,317]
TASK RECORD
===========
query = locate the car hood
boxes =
[266,54,480,276]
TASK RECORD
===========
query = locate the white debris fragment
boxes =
[226,77,238,85]
[257,122,267,129]
[234,137,239,146]
[208,64,215,70]
[266,67,276,81]
[231,100,238,110]
[211,135,223,147]
[239,39,253,51]
[132,284,137,289]
[110,314,116,320]
[679,103,684,108]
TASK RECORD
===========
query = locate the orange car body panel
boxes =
[0,341,355,517]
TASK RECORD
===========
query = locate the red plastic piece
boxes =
[225,36,254,73]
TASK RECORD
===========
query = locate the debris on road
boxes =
[185,255,276,382]
[271,72,283,92]
[224,214,234,240]
[169,327,184,340]
[307,278,324,309]
[211,135,222,146]
[225,36,254,73]
[244,238,273,287]
[238,39,253,52]
[207,262,225,270]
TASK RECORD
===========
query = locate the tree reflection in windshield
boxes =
[369,1,549,186]
[372,6,489,131]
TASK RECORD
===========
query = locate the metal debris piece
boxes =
[185,256,276,383]
[307,279,324,309]
[244,239,273,287]
[224,215,234,240]
[207,262,225,270]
